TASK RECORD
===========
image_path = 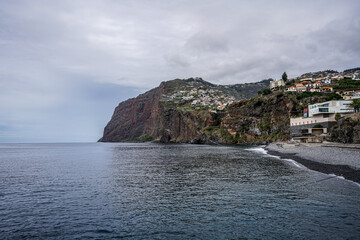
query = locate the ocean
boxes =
[0,143,359,239]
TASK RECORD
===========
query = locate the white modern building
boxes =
[290,100,354,138]
[308,100,353,117]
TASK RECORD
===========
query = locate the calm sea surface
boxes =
[0,143,359,239]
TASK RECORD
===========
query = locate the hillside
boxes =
[99,78,270,143]
[99,73,360,144]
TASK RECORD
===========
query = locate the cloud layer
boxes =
[0,0,359,142]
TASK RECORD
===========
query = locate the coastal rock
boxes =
[330,113,360,143]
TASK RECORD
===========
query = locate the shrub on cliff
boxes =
[220,129,234,143]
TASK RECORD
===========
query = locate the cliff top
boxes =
[159,77,269,111]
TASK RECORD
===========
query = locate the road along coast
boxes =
[265,142,360,184]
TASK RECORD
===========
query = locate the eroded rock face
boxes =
[99,79,292,144]
[221,93,295,142]
[99,80,225,143]
[330,113,360,143]
[99,86,163,142]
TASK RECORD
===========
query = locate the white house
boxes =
[286,86,297,92]
[270,79,285,89]
[322,79,332,84]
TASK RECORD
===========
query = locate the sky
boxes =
[0,0,359,142]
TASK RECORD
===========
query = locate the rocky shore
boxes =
[265,142,360,184]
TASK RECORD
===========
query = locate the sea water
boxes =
[0,143,359,239]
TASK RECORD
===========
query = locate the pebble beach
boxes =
[265,142,360,183]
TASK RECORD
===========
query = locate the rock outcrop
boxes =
[330,113,360,143]
[99,85,163,142]
[221,92,296,143]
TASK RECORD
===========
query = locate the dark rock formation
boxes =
[98,85,162,142]
[330,113,360,143]
[221,92,296,143]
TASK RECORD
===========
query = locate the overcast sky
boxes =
[0,0,359,142]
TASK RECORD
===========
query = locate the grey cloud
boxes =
[185,32,229,55]
[310,18,360,54]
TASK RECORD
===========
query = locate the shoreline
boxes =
[265,142,360,184]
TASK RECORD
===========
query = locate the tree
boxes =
[282,72,288,82]
[350,99,360,113]
[335,113,341,122]
[262,88,271,95]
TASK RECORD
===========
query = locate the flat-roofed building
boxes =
[308,100,353,117]
[290,100,354,138]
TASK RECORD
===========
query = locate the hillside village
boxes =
[161,86,235,110]
[269,68,360,143]
[159,77,264,111]
[160,68,360,143]
[270,68,360,99]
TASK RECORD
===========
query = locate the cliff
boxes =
[220,92,296,143]
[99,78,270,143]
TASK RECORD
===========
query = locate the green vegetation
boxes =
[269,131,287,141]
[330,79,360,90]
[234,132,240,143]
[282,72,288,82]
[285,79,295,86]
[195,105,210,111]
[259,112,272,135]
[258,88,271,95]
[335,113,341,122]
[220,129,234,143]
[297,92,342,101]
[350,99,360,112]
[343,67,360,73]
[325,92,343,101]
[203,126,220,135]
[134,134,153,142]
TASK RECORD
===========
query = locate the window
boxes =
[319,108,329,112]
[311,120,313,123]
[323,113,330,118]
[315,120,317,123]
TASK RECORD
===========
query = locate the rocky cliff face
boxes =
[99,85,163,142]
[221,92,296,143]
[99,78,248,143]
[99,78,291,143]
[330,113,360,143]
